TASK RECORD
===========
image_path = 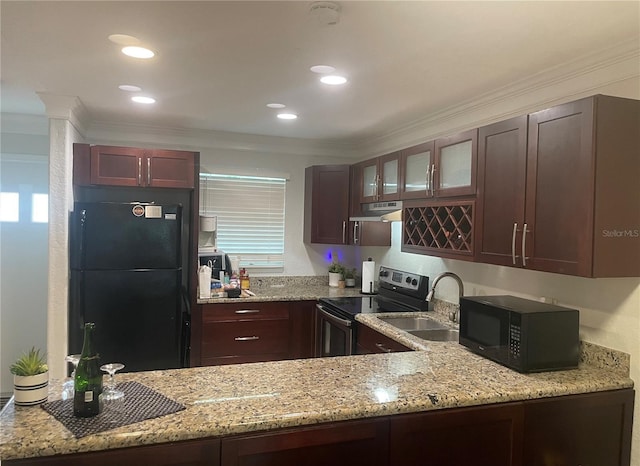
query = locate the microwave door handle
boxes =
[316,305,352,327]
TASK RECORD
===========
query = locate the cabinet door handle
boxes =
[353,221,359,244]
[234,336,259,341]
[430,164,435,196]
[425,165,431,195]
[511,223,518,265]
[342,221,347,244]
[147,158,151,186]
[235,309,260,314]
[522,223,530,267]
[375,343,392,353]
[137,158,142,186]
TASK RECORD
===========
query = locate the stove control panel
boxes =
[379,266,424,292]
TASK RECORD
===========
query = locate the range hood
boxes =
[349,201,403,222]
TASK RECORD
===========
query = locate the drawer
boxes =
[202,301,289,323]
[202,319,290,357]
[356,323,411,354]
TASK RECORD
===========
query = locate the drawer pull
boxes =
[235,336,260,341]
[235,309,260,314]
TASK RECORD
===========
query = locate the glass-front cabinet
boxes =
[433,129,478,198]
[400,141,434,199]
[355,152,401,205]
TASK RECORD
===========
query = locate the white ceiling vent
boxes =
[309,2,341,26]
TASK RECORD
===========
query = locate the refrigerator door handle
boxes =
[180,286,191,367]
[79,209,87,269]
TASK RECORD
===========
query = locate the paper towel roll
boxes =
[361,259,376,294]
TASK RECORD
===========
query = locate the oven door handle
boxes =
[316,305,352,327]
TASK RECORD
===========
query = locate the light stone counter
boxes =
[197,275,363,304]
[1,286,633,461]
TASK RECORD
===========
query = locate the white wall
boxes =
[0,125,50,397]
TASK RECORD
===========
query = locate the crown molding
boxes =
[85,120,360,158]
[355,38,640,157]
[35,93,89,137]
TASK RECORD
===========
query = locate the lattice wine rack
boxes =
[403,200,474,255]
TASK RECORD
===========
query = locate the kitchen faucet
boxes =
[426,272,464,322]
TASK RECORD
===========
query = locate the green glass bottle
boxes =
[73,322,103,417]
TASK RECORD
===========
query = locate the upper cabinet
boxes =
[399,141,434,200]
[73,144,197,189]
[304,165,391,246]
[476,95,640,277]
[353,152,401,205]
[432,129,478,198]
[304,165,350,245]
[475,116,528,267]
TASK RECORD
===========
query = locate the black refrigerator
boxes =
[69,201,189,372]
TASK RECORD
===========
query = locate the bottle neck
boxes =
[81,323,96,357]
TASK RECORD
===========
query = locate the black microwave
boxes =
[459,295,580,373]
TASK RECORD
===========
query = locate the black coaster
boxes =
[42,381,186,438]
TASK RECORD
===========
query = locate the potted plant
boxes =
[344,268,357,288]
[10,347,49,406]
[328,262,345,287]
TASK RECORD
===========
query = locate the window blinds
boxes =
[200,173,286,270]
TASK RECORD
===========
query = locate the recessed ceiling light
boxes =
[320,75,348,85]
[119,84,142,92]
[122,46,155,59]
[310,65,336,74]
[267,103,286,109]
[277,113,298,120]
[131,96,156,104]
[108,34,141,46]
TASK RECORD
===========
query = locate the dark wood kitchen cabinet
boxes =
[221,418,389,466]
[475,115,528,267]
[355,322,411,354]
[304,165,350,244]
[198,300,315,366]
[390,402,524,466]
[304,165,391,246]
[476,95,640,277]
[73,144,197,189]
[399,140,435,200]
[523,389,634,466]
[352,151,401,204]
[431,129,478,198]
[5,438,221,466]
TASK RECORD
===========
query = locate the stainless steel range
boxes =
[315,266,429,357]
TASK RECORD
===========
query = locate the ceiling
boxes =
[1,1,639,143]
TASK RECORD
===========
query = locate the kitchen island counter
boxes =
[0,317,633,461]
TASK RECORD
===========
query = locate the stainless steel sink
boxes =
[408,328,460,342]
[378,316,447,331]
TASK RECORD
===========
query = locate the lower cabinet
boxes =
[220,418,389,466]
[5,389,633,466]
[523,389,634,466]
[390,402,523,466]
[355,323,411,354]
[4,438,221,466]
[199,301,315,366]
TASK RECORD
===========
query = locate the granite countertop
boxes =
[197,275,363,304]
[1,281,634,460]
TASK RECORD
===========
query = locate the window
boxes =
[200,173,286,270]
[0,192,19,222]
[32,194,48,223]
